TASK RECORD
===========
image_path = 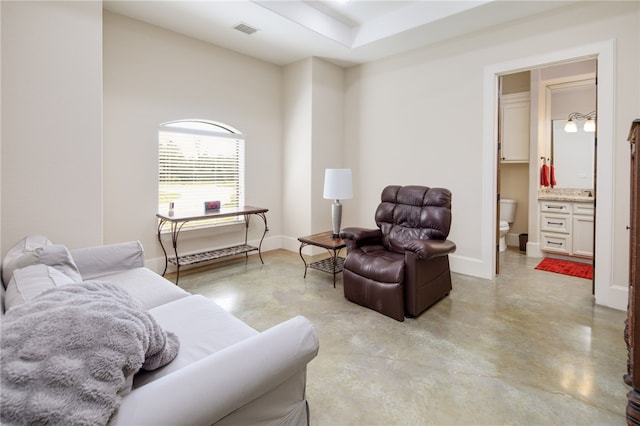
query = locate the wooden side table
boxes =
[298,231,346,287]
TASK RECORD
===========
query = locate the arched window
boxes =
[159,120,244,224]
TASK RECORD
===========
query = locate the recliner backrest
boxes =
[374,186,452,253]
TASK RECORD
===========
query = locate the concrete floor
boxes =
[177,248,629,425]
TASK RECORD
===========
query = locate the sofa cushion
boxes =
[2,237,81,287]
[4,264,76,311]
[133,295,257,388]
[97,267,189,310]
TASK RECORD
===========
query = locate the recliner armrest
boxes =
[340,227,383,250]
[404,239,456,260]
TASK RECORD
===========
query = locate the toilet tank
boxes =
[500,198,517,222]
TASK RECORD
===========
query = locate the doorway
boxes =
[496,71,532,275]
[483,40,622,310]
[496,61,597,275]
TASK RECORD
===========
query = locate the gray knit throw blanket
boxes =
[0,281,179,425]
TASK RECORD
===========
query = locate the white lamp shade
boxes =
[323,169,352,200]
[564,120,578,133]
[584,118,596,132]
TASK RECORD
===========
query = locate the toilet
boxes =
[499,198,517,252]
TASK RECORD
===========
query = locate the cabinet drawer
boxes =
[541,213,571,233]
[541,232,571,254]
[573,203,594,215]
[540,201,571,214]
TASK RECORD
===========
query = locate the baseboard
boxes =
[146,234,490,282]
[544,252,592,265]
[449,253,492,280]
[527,241,542,258]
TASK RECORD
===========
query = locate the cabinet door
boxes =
[573,214,594,258]
[501,93,530,162]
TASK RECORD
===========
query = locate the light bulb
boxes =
[564,119,577,133]
[584,118,596,132]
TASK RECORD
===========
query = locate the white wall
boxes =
[282,59,313,244]
[310,58,345,233]
[281,57,345,253]
[1,1,103,251]
[103,11,283,268]
[0,1,3,255]
[344,1,639,309]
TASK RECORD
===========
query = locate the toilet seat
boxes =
[499,220,509,230]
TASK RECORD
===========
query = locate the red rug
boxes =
[535,257,593,280]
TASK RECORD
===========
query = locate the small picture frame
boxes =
[204,201,221,212]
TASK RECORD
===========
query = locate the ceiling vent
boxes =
[233,22,259,35]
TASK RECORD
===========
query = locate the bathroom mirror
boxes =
[551,119,595,189]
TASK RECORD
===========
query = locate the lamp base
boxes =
[331,200,342,239]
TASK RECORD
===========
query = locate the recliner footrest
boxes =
[343,270,404,321]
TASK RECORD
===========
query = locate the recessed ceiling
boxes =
[103,0,577,67]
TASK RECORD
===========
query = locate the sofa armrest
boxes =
[70,241,145,280]
[340,227,382,250]
[111,315,319,426]
[404,239,456,260]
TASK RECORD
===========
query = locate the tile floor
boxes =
[177,248,629,425]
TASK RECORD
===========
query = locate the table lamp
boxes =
[323,168,352,238]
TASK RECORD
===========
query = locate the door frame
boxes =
[482,39,622,309]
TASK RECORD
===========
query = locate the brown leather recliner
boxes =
[340,185,456,322]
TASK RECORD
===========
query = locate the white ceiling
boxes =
[103,0,577,67]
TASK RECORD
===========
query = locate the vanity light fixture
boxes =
[565,111,596,133]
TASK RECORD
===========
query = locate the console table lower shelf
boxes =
[167,244,260,268]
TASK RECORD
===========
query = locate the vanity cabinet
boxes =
[500,92,530,163]
[540,200,593,258]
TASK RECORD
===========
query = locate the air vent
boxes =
[233,22,259,35]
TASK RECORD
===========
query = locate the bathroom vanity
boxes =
[538,190,594,259]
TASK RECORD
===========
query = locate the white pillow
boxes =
[34,245,82,283]
[2,241,81,287]
[2,235,52,286]
[4,264,76,311]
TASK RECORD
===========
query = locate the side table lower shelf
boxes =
[308,256,345,275]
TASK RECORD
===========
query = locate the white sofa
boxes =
[0,236,319,425]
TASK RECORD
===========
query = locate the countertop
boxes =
[537,189,594,203]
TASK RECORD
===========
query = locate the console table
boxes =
[298,231,346,287]
[157,206,268,284]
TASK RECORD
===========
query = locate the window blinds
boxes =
[158,127,244,215]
